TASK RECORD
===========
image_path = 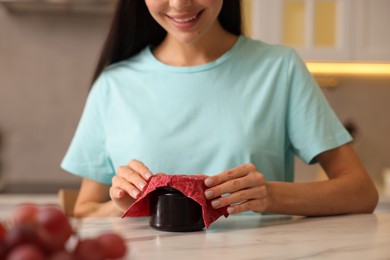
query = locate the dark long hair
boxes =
[92,0,242,84]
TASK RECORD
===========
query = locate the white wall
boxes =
[0,6,112,188]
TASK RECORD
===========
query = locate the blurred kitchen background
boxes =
[0,0,389,205]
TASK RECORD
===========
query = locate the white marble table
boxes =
[74,213,390,260]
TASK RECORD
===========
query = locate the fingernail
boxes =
[116,190,122,198]
[204,190,214,198]
[204,178,214,187]
[131,189,140,198]
[211,200,221,208]
[145,172,153,180]
[227,207,235,214]
[139,182,146,191]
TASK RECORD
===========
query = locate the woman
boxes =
[61,0,378,217]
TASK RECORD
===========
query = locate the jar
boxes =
[149,186,205,232]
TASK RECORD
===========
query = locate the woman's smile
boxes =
[145,0,223,45]
[166,10,204,30]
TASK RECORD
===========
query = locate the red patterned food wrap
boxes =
[121,174,229,228]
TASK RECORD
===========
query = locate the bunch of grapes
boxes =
[0,203,128,260]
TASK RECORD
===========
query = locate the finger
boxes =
[227,198,268,214]
[205,163,257,187]
[128,159,153,180]
[112,175,141,199]
[210,185,266,209]
[109,186,137,212]
[117,165,148,192]
[110,186,125,199]
[205,172,264,199]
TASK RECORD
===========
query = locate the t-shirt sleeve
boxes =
[285,50,352,164]
[61,73,114,185]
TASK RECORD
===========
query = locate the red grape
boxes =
[0,244,7,259]
[4,224,43,251]
[49,250,75,260]
[1,204,129,259]
[7,243,46,260]
[12,203,39,227]
[97,232,127,258]
[36,206,73,251]
[74,238,105,260]
[0,222,6,242]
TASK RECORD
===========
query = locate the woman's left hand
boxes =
[204,164,269,214]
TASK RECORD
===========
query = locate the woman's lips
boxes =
[167,10,203,29]
[170,14,198,23]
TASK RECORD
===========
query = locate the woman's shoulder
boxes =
[90,47,153,94]
[102,47,152,76]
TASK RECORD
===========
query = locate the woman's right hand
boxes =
[110,159,153,212]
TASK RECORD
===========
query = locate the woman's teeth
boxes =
[172,15,197,23]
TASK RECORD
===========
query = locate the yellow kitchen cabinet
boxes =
[250,0,390,62]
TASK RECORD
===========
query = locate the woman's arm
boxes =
[73,178,123,217]
[266,144,378,215]
[204,143,379,216]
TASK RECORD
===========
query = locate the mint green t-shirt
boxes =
[61,36,352,185]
